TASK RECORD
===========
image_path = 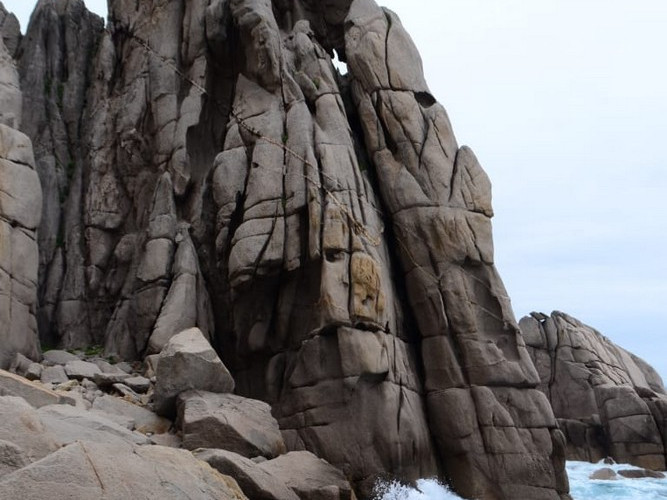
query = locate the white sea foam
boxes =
[372,461,667,500]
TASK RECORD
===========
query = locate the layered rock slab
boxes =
[522,311,667,470]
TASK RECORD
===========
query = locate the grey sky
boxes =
[7,1,667,380]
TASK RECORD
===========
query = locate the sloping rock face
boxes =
[13,0,570,497]
[0,13,42,369]
[522,311,667,470]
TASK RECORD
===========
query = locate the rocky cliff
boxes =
[2,0,571,498]
[522,311,667,471]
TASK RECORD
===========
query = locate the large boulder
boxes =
[195,449,300,500]
[0,440,248,499]
[522,311,667,470]
[154,328,235,417]
[177,390,285,458]
[0,396,58,470]
[36,404,151,447]
[258,451,356,500]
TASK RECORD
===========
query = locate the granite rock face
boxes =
[522,311,667,470]
[0,15,42,369]
[9,0,571,497]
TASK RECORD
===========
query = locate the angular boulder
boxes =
[0,441,248,499]
[178,390,285,459]
[154,328,234,417]
[0,369,72,408]
[258,451,356,500]
[0,396,58,466]
[195,448,300,500]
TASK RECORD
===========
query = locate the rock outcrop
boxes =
[522,311,667,471]
[0,8,42,369]
[6,0,574,497]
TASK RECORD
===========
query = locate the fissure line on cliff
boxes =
[123,26,466,301]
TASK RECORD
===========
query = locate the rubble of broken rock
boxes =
[0,327,357,500]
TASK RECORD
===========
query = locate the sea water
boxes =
[373,461,667,499]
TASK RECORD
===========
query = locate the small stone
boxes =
[94,359,126,374]
[93,371,131,387]
[41,365,69,385]
[25,363,43,381]
[42,350,79,366]
[115,362,134,374]
[81,379,98,392]
[124,376,151,394]
[64,360,102,380]
[589,468,618,480]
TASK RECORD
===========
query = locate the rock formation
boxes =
[522,311,667,470]
[3,0,574,497]
[0,12,41,369]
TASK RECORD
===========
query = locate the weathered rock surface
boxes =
[258,451,356,500]
[0,440,248,500]
[522,311,667,471]
[0,30,42,368]
[0,369,73,407]
[154,328,235,416]
[9,0,573,497]
[178,390,286,458]
[195,448,300,500]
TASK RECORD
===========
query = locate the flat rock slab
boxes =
[0,441,248,499]
[258,451,355,500]
[92,394,171,434]
[40,365,68,385]
[42,350,79,366]
[64,360,102,380]
[195,448,299,500]
[36,404,151,447]
[92,371,131,387]
[154,328,234,417]
[0,369,73,408]
[178,390,285,459]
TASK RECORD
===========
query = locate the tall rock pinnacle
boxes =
[10,0,570,498]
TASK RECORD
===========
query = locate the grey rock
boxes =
[36,404,150,447]
[42,350,79,366]
[589,468,618,480]
[195,449,300,500]
[0,439,29,477]
[92,394,171,435]
[178,390,286,459]
[0,396,59,465]
[123,376,151,393]
[40,365,69,385]
[258,451,355,500]
[0,441,248,499]
[111,383,143,404]
[0,369,72,408]
[64,360,102,380]
[154,328,234,417]
[618,468,666,479]
[92,371,131,387]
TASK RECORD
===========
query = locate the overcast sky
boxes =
[7,1,667,380]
